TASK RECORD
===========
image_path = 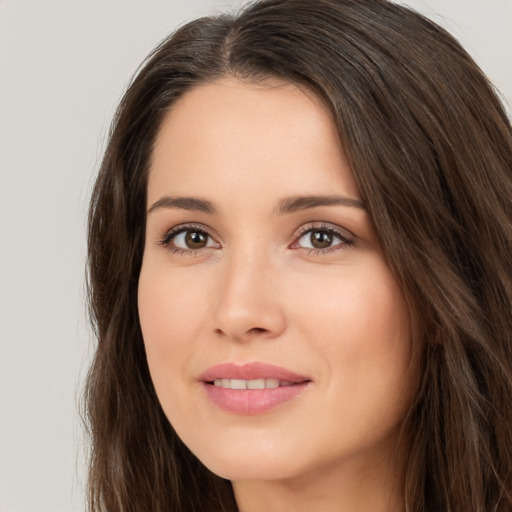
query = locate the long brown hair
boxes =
[85,0,512,510]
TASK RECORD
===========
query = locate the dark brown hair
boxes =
[85,0,512,510]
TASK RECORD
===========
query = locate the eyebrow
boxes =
[147,194,365,215]
[148,196,217,214]
[275,194,365,214]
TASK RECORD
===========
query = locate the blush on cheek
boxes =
[138,271,178,342]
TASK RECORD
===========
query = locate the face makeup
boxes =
[138,78,413,486]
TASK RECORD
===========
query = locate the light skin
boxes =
[138,78,414,512]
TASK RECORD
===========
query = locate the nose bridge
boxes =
[212,239,286,341]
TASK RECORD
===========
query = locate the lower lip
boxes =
[202,382,310,415]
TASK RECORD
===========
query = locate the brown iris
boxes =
[310,230,333,249]
[185,231,209,249]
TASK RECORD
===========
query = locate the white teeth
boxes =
[212,378,294,389]
[265,378,279,388]
[231,379,246,390]
[247,378,265,389]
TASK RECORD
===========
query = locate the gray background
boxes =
[0,1,510,511]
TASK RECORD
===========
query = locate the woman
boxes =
[84,0,512,510]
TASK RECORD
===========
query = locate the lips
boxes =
[199,362,311,415]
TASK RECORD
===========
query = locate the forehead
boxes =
[148,77,359,205]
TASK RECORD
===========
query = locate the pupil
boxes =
[185,231,207,249]
[311,230,332,249]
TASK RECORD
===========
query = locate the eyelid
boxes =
[290,222,355,252]
[157,223,221,253]
[156,221,355,255]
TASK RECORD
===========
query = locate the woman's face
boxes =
[138,78,414,483]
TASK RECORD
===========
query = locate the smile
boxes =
[212,378,295,389]
[200,362,311,415]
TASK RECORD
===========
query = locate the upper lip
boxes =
[200,362,311,383]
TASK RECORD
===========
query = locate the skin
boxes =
[138,78,414,512]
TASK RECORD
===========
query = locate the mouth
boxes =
[200,361,311,383]
[199,362,312,415]
[209,378,297,389]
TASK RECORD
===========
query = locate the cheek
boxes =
[137,265,209,396]
[292,258,409,352]
[138,274,175,359]
[137,265,213,440]
[139,264,207,347]
[291,258,413,422]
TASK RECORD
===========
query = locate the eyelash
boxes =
[292,223,355,254]
[157,222,355,256]
[157,223,217,256]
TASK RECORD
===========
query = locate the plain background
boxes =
[0,1,510,511]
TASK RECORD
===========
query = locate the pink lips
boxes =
[200,362,311,415]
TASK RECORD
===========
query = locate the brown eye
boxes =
[185,231,209,249]
[310,230,333,249]
[168,228,217,251]
[295,226,351,252]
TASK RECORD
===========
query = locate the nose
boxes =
[212,249,287,343]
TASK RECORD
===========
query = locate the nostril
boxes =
[214,326,270,340]
[248,327,267,335]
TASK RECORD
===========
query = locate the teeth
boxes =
[247,378,265,389]
[265,378,279,388]
[231,379,246,390]
[212,378,293,389]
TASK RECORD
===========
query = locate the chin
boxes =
[187,435,307,482]
[202,455,300,482]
